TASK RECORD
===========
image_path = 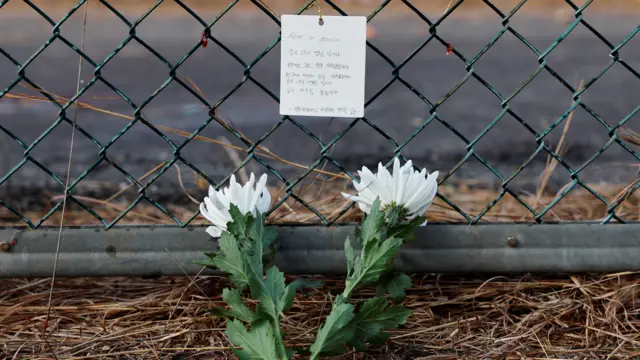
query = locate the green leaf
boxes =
[193,252,220,268]
[248,266,286,322]
[367,330,391,344]
[250,213,278,249]
[262,240,278,270]
[386,216,425,241]
[248,213,279,270]
[205,288,254,323]
[309,303,356,356]
[375,272,394,298]
[354,227,363,245]
[381,273,413,303]
[344,237,355,276]
[347,297,411,351]
[207,232,249,289]
[350,201,407,289]
[384,205,405,229]
[219,288,255,323]
[285,348,295,359]
[359,198,383,246]
[354,236,404,286]
[193,258,216,268]
[225,319,278,360]
[244,267,291,359]
[279,279,322,313]
[203,306,230,318]
[263,266,286,307]
[227,204,253,240]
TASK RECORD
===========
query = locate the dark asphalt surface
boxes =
[1,11,639,205]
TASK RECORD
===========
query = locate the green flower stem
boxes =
[310,349,321,360]
[309,199,426,359]
[273,320,288,360]
[342,272,364,301]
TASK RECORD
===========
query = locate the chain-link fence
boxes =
[1,0,639,229]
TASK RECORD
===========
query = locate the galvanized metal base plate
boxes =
[1,224,639,277]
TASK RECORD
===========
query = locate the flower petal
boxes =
[376,162,393,196]
[357,201,372,214]
[251,174,269,213]
[406,171,438,216]
[392,157,402,202]
[243,173,256,213]
[402,169,428,212]
[342,193,373,214]
[346,157,439,223]
[200,202,226,231]
[256,188,271,214]
[199,201,216,224]
[204,197,231,228]
[214,189,230,209]
[206,225,224,238]
[341,191,354,200]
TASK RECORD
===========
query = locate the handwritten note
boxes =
[279,15,367,118]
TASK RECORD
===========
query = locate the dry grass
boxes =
[2,177,640,227]
[3,273,640,359]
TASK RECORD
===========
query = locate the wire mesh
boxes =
[0,0,639,228]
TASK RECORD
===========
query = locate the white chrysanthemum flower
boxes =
[200,173,271,237]
[342,157,438,223]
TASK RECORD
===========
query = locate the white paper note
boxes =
[279,15,367,118]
